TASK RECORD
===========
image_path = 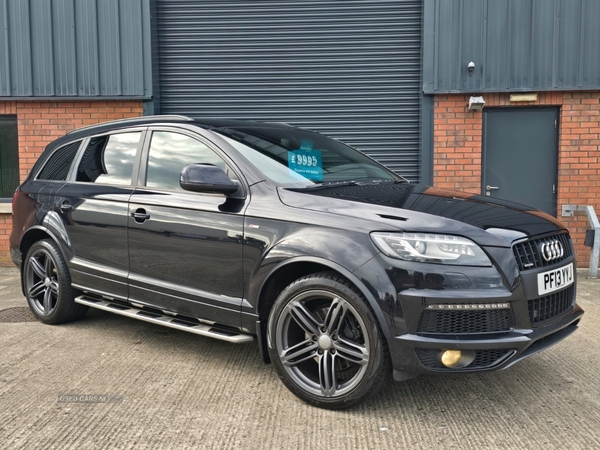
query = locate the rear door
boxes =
[56,129,146,300]
[127,127,247,325]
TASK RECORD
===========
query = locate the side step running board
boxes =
[75,296,254,344]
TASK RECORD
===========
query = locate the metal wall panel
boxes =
[423,0,600,93]
[7,0,32,96]
[75,0,100,96]
[156,0,423,181]
[0,0,152,98]
[30,0,55,96]
[580,0,600,87]
[530,0,555,88]
[52,0,77,96]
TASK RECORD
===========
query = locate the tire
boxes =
[267,271,391,409]
[24,239,88,324]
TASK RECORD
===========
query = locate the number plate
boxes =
[537,263,574,296]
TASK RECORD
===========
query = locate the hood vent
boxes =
[378,214,408,222]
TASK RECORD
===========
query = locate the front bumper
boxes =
[354,247,584,376]
[389,304,583,376]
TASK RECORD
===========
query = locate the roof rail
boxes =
[66,115,194,135]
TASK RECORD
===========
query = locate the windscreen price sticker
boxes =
[288,149,323,181]
[537,263,574,295]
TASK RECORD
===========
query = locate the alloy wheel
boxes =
[26,249,60,316]
[274,289,370,398]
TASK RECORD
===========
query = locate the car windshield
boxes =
[212,125,404,188]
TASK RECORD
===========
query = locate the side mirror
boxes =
[179,163,240,195]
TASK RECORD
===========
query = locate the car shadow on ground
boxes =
[67,308,575,418]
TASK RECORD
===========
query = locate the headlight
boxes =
[370,232,491,266]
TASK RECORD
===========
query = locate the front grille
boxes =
[513,233,572,271]
[415,349,515,370]
[417,309,514,335]
[528,285,575,325]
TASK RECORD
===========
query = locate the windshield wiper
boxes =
[362,179,408,185]
[297,179,402,190]
[292,178,407,191]
[300,180,362,189]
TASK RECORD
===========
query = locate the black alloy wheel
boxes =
[24,239,88,324]
[268,272,391,409]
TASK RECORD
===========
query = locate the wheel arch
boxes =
[255,257,391,363]
[20,209,73,262]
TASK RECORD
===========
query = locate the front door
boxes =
[482,107,559,215]
[127,128,247,326]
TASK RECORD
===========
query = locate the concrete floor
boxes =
[1,267,599,449]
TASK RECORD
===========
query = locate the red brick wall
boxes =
[0,100,143,266]
[433,91,600,266]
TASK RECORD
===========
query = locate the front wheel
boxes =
[267,272,391,409]
[24,239,88,324]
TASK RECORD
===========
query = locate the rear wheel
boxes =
[267,272,391,409]
[24,239,88,324]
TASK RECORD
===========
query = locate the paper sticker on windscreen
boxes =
[288,141,323,181]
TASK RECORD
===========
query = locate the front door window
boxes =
[145,131,233,190]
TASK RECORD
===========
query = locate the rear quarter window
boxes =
[37,141,82,181]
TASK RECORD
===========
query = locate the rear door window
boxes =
[76,132,142,185]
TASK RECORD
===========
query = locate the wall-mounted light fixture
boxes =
[468,96,485,111]
[467,61,475,76]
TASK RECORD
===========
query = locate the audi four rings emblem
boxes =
[541,240,564,262]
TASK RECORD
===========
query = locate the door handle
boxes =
[131,208,150,223]
[485,185,499,190]
[59,201,72,213]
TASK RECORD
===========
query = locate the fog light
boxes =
[440,349,476,368]
[441,350,462,367]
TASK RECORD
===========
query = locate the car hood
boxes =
[278,183,566,247]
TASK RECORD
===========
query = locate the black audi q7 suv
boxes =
[10,115,583,409]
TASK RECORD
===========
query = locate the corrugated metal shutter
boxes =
[156,0,422,180]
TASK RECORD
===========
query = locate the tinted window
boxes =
[0,115,19,198]
[146,131,232,191]
[76,132,141,185]
[37,141,81,181]
[213,126,400,187]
